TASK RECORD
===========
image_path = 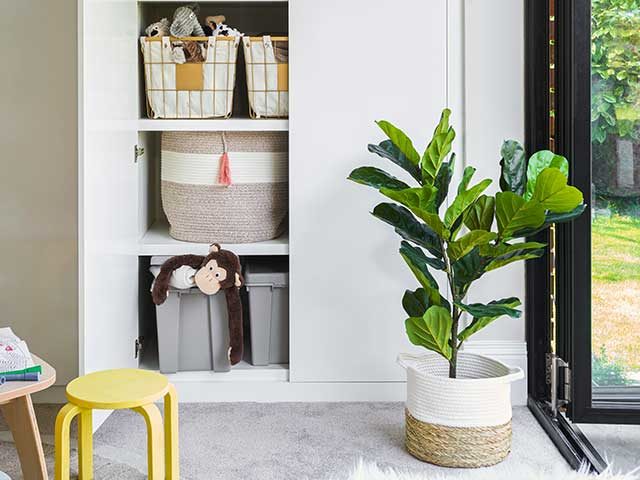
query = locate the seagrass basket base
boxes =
[405,410,511,468]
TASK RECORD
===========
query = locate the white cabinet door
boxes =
[79,0,139,374]
[289,0,450,382]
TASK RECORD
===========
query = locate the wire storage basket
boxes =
[242,36,289,118]
[140,36,240,119]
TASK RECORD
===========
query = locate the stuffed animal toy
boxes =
[152,245,244,365]
[171,45,187,64]
[205,15,242,37]
[145,18,170,37]
[183,40,205,62]
[170,4,205,37]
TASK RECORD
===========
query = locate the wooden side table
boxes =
[0,355,56,480]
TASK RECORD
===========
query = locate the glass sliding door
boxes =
[553,0,640,423]
[590,0,640,395]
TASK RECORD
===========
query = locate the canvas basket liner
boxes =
[161,131,288,243]
[398,352,524,467]
[243,36,289,118]
[141,36,240,119]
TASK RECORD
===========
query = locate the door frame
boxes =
[555,0,640,424]
[524,0,606,471]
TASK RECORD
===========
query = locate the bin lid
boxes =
[150,256,174,267]
[244,258,288,286]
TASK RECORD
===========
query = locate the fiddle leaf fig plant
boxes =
[348,109,586,378]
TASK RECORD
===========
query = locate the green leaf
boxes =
[525,150,569,200]
[368,141,422,183]
[405,306,453,359]
[421,109,456,185]
[458,298,522,341]
[545,204,587,223]
[399,241,443,306]
[458,166,476,195]
[402,288,430,317]
[463,195,495,231]
[400,240,446,270]
[482,241,547,271]
[531,168,584,213]
[499,140,526,196]
[444,179,493,228]
[447,230,497,262]
[512,204,587,238]
[375,121,420,166]
[348,166,410,191]
[456,297,522,319]
[434,154,456,211]
[495,191,546,239]
[451,247,488,291]
[380,187,449,238]
[371,203,442,257]
[380,186,437,213]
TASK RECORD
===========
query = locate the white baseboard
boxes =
[32,342,528,406]
[461,340,528,406]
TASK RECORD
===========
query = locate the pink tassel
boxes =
[218,152,232,186]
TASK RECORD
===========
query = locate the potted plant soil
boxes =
[348,109,586,468]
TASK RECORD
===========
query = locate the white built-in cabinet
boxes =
[79,0,458,403]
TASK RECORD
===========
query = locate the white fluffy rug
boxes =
[346,461,640,480]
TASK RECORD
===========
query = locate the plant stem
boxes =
[449,306,460,378]
[440,239,460,379]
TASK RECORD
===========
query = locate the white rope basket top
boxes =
[398,352,524,428]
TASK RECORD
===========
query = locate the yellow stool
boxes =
[54,369,178,480]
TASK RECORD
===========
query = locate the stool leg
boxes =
[78,409,93,479]
[133,404,165,480]
[54,403,80,480]
[164,384,179,479]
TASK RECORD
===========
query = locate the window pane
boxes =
[591,0,640,388]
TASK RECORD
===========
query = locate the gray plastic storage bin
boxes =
[244,259,289,366]
[150,256,231,374]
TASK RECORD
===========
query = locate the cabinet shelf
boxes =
[138,0,285,2]
[139,220,289,256]
[138,118,289,132]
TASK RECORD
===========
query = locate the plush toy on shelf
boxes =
[170,3,205,37]
[144,17,170,37]
[151,245,244,365]
[205,15,243,37]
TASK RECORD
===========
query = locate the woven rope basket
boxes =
[161,131,288,243]
[398,352,524,468]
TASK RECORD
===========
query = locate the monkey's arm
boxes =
[224,287,244,365]
[152,254,204,305]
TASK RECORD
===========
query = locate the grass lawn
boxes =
[592,213,640,373]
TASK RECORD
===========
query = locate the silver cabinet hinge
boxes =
[135,337,144,359]
[546,352,571,416]
[134,145,145,163]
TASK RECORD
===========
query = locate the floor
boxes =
[580,423,640,473]
[0,403,572,480]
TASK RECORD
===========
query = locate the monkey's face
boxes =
[194,259,228,295]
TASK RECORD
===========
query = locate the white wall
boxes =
[0,1,79,389]
[463,0,526,344]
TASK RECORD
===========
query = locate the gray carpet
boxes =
[579,423,640,473]
[0,404,570,479]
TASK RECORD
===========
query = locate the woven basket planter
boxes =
[161,131,288,243]
[398,352,524,468]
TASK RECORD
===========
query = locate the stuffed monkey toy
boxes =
[152,245,244,365]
